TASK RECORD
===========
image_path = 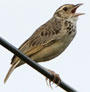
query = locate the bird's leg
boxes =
[46,69,61,88]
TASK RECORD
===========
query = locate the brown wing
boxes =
[11,18,61,65]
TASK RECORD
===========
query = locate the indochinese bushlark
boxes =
[4,3,84,85]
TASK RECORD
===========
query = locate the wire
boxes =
[0,37,77,92]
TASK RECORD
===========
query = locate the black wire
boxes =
[0,37,77,92]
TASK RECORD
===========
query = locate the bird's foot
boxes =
[46,69,61,88]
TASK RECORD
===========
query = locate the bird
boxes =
[4,3,84,85]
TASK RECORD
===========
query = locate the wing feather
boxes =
[11,18,61,66]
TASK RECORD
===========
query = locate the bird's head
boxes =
[54,3,84,21]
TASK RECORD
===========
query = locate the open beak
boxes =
[71,3,85,17]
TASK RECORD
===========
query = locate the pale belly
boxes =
[31,34,75,62]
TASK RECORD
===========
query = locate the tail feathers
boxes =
[4,61,20,83]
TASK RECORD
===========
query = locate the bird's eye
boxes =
[63,7,68,11]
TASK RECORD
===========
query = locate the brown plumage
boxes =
[4,3,83,84]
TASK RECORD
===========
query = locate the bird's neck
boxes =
[65,17,78,25]
[54,15,78,25]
